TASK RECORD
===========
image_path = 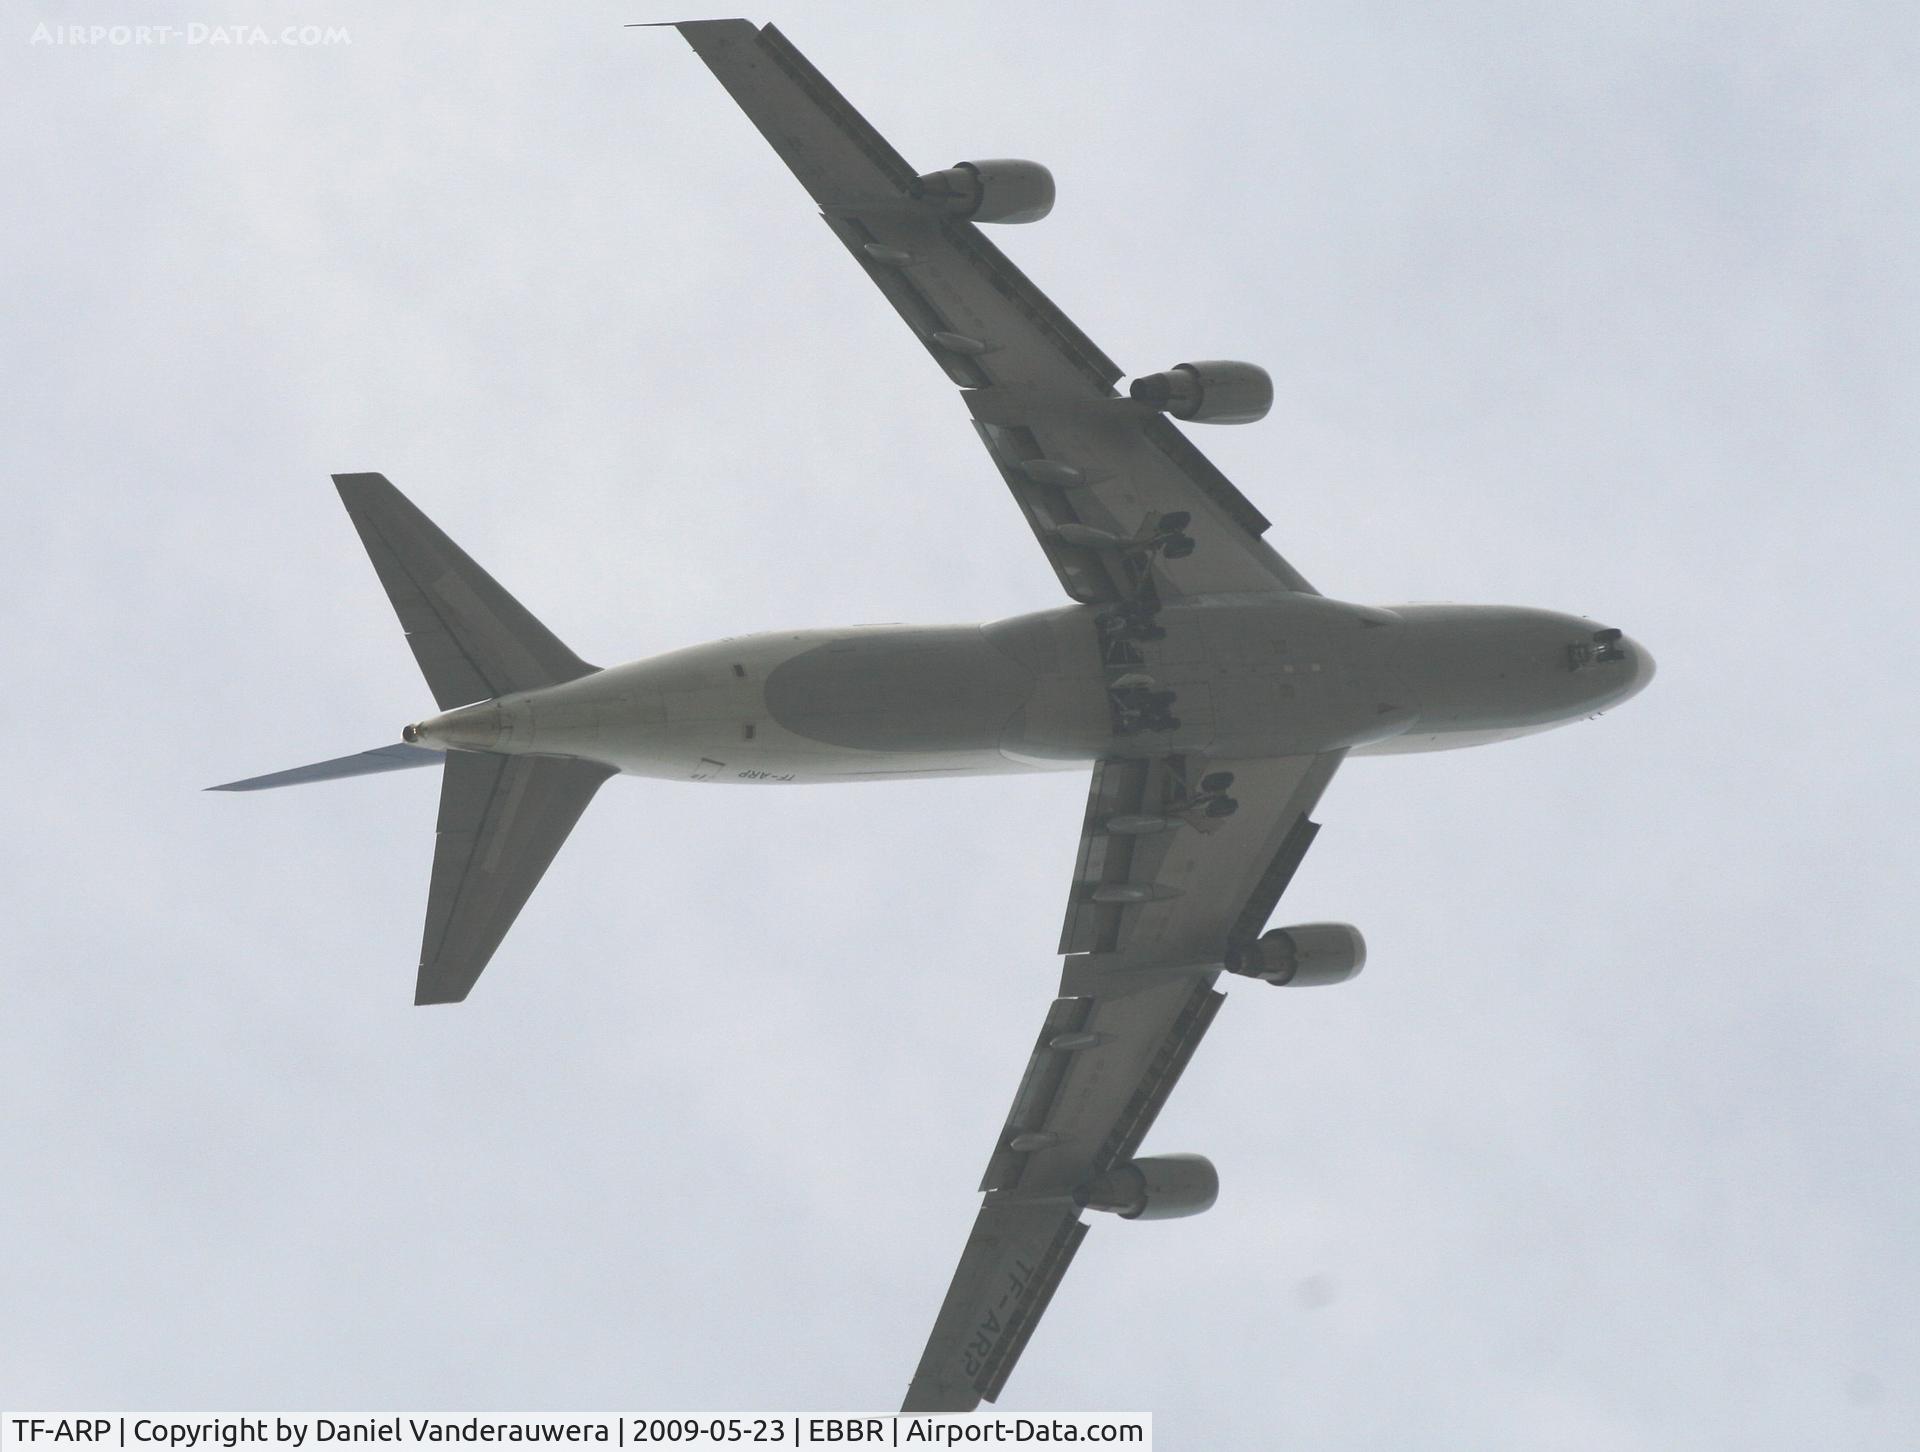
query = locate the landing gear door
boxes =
[1147,605,1210,666]
[1150,677,1214,754]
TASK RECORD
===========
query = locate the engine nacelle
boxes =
[911,159,1055,224]
[1225,922,1366,986]
[1078,1153,1219,1221]
[1128,360,1273,424]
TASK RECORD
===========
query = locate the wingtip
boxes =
[639,18,759,40]
[414,971,472,1007]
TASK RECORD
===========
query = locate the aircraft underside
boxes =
[213,14,1656,1415]
[407,598,1651,785]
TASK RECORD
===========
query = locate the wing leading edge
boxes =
[670,20,1317,605]
[668,22,1342,1409]
[904,751,1344,1412]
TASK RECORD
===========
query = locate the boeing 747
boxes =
[215,21,1654,1412]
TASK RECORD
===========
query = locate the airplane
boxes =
[212,19,1655,1414]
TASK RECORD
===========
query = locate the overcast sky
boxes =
[4,3,1916,1448]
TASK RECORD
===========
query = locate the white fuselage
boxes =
[409,598,1655,784]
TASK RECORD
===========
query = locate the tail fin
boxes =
[333,473,614,1003]
[332,472,597,708]
[208,742,443,792]
[216,473,617,1004]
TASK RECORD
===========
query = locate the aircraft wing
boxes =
[903,750,1344,1412]
[671,20,1316,605]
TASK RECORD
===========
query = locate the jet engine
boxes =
[911,159,1055,223]
[1225,922,1366,986]
[1128,360,1273,424]
[1078,1153,1219,1220]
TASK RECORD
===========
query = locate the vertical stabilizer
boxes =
[328,472,614,1003]
[216,474,615,1003]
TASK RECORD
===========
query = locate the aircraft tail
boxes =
[212,473,616,1004]
[207,742,445,792]
[415,750,614,1003]
[332,471,599,707]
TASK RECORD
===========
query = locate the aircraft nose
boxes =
[1625,636,1657,696]
[1573,625,1655,710]
[1595,634,1656,708]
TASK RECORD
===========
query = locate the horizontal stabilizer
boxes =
[333,472,598,710]
[207,743,443,792]
[418,750,616,1005]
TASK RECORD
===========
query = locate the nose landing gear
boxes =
[1570,626,1627,670]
